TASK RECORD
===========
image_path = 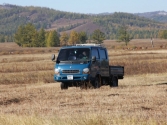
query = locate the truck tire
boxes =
[61,82,68,90]
[112,77,118,87]
[93,76,101,89]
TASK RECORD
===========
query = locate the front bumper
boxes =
[54,74,90,82]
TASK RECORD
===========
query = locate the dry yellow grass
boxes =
[0,41,167,124]
[0,76,167,124]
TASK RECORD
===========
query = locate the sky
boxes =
[0,0,167,14]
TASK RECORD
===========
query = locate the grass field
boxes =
[0,39,167,125]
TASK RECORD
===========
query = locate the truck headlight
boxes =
[55,68,60,75]
[83,68,90,74]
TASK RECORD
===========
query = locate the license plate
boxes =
[67,75,73,80]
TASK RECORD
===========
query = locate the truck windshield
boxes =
[57,48,90,61]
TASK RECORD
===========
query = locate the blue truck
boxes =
[52,44,124,90]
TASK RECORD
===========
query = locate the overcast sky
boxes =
[1,0,167,14]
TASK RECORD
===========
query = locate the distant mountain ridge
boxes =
[135,11,167,22]
[96,11,167,23]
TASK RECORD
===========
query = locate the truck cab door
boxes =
[90,48,100,78]
[99,48,109,77]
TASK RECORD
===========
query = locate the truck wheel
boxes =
[61,82,68,90]
[112,77,118,87]
[93,76,101,89]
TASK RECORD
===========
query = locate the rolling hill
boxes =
[0,3,167,41]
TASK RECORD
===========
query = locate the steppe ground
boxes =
[0,39,167,125]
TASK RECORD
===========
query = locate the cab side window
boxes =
[92,48,99,59]
[99,49,107,59]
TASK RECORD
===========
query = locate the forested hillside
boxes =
[0,4,167,42]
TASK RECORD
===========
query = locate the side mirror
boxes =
[52,54,55,61]
[92,56,96,62]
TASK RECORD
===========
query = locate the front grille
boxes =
[62,70,80,74]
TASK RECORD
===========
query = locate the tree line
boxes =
[158,30,167,39]
[9,23,167,47]
[2,22,167,46]
[14,23,106,47]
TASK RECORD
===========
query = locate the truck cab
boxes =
[52,44,124,89]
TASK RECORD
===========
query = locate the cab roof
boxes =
[61,44,105,49]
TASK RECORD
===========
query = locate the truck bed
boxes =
[109,66,124,79]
